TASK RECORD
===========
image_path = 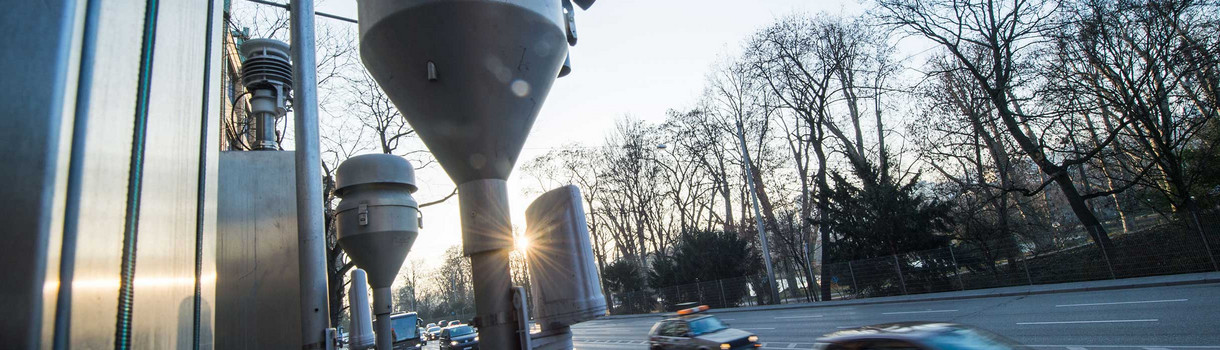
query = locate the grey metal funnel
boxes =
[357,0,568,184]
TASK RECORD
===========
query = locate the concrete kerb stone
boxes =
[595,271,1220,321]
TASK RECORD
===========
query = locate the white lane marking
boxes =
[786,344,798,348]
[835,326,856,329]
[1016,319,1158,325]
[1144,347,1172,350]
[746,327,777,330]
[881,309,958,315]
[720,318,736,321]
[1055,298,1188,307]
[1066,347,1087,350]
[1029,346,1220,349]
[774,315,824,319]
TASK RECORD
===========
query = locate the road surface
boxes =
[569,283,1220,350]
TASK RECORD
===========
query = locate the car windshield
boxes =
[448,325,475,337]
[428,327,441,332]
[688,316,728,336]
[390,315,418,342]
[922,327,1027,350]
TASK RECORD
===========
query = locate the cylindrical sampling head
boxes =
[524,185,607,329]
[334,153,419,289]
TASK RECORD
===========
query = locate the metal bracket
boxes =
[513,286,533,350]
[358,203,368,226]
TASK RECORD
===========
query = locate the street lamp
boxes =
[734,121,780,305]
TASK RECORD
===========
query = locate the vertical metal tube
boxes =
[847,261,858,298]
[458,180,521,350]
[734,120,779,305]
[289,0,331,347]
[893,255,907,295]
[949,246,963,290]
[374,286,393,350]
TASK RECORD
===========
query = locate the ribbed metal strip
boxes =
[193,0,217,348]
[52,0,101,348]
[114,0,160,348]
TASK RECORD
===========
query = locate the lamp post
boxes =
[734,120,780,305]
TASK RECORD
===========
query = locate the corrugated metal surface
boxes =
[127,0,212,347]
[0,0,221,347]
[67,0,146,346]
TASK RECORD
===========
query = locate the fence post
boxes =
[894,255,908,295]
[949,246,964,291]
[1191,211,1219,272]
[697,281,704,304]
[719,279,727,307]
[1021,252,1034,286]
[847,261,858,298]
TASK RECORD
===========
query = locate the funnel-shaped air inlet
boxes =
[334,154,420,288]
[357,0,569,183]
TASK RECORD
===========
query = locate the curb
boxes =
[597,272,1220,320]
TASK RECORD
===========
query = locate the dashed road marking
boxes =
[775,315,824,319]
[1017,319,1158,325]
[1055,299,1188,307]
[881,309,958,315]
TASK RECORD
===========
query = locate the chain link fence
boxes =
[606,216,1219,315]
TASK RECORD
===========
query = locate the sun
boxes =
[514,236,530,252]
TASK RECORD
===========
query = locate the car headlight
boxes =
[720,343,731,350]
[451,341,458,346]
[748,335,758,342]
[474,335,479,342]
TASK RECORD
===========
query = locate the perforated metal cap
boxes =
[240,38,293,91]
[334,153,417,195]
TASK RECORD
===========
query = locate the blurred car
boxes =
[438,325,479,350]
[813,322,1029,350]
[426,323,437,329]
[648,305,760,350]
[448,320,462,327]
[426,326,443,340]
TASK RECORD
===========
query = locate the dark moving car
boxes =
[388,312,423,350]
[439,325,479,350]
[648,305,760,350]
[814,323,1029,350]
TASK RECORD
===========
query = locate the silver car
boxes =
[648,306,759,350]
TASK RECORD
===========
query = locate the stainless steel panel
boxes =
[69,0,147,347]
[199,1,224,348]
[128,0,210,347]
[0,0,80,348]
[216,151,304,349]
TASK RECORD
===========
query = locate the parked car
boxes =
[813,322,1030,350]
[438,325,479,350]
[647,305,759,350]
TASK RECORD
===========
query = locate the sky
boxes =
[309,0,865,271]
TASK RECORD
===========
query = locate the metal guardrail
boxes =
[606,219,1219,315]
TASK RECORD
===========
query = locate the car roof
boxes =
[661,314,714,322]
[816,322,965,342]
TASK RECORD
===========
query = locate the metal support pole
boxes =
[735,120,779,305]
[459,179,520,350]
[894,255,907,295]
[718,279,727,307]
[290,0,332,347]
[1021,254,1034,286]
[847,261,858,298]
[949,246,963,291]
[1190,210,1219,272]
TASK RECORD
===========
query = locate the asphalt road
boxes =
[569,283,1220,350]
